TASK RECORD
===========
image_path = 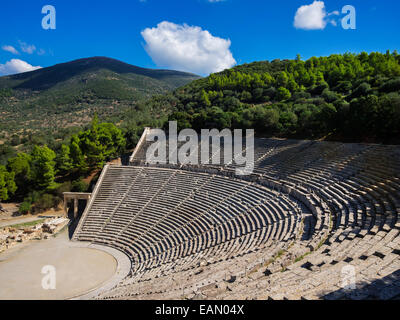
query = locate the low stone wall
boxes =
[129,127,151,164]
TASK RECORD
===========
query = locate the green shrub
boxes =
[55,181,72,197]
[35,193,56,212]
[276,87,291,101]
[19,202,31,215]
[72,179,88,192]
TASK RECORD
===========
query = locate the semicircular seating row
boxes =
[134,137,400,233]
[73,166,309,285]
[96,137,400,300]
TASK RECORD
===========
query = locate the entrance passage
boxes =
[63,192,92,219]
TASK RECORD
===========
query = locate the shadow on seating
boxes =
[121,152,132,166]
[322,269,400,300]
[67,200,87,239]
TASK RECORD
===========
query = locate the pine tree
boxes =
[30,146,57,190]
[70,135,87,172]
[56,144,73,175]
[7,153,31,194]
[0,165,17,201]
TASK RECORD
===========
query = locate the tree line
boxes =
[0,115,125,214]
[156,51,400,142]
[1,50,400,213]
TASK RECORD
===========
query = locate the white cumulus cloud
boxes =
[141,21,236,75]
[0,59,42,76]
[294,1,327,30]
[2,45,19,55]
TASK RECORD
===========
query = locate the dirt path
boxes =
[0,204,65,226]
[0,216,44,228]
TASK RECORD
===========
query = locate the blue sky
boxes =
[0,0,399,76]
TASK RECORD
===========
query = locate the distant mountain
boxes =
[0,57,200,138]
[0,56,200,93]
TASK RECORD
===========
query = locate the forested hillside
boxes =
[0,115,126,215]
[0,57,200,145]
[147,51,400,143]
[1,51,400,215]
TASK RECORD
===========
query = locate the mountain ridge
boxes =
[0,56,201,91]
[0,56,200,141]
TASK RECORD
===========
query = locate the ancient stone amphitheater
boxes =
[72,130,400,300]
